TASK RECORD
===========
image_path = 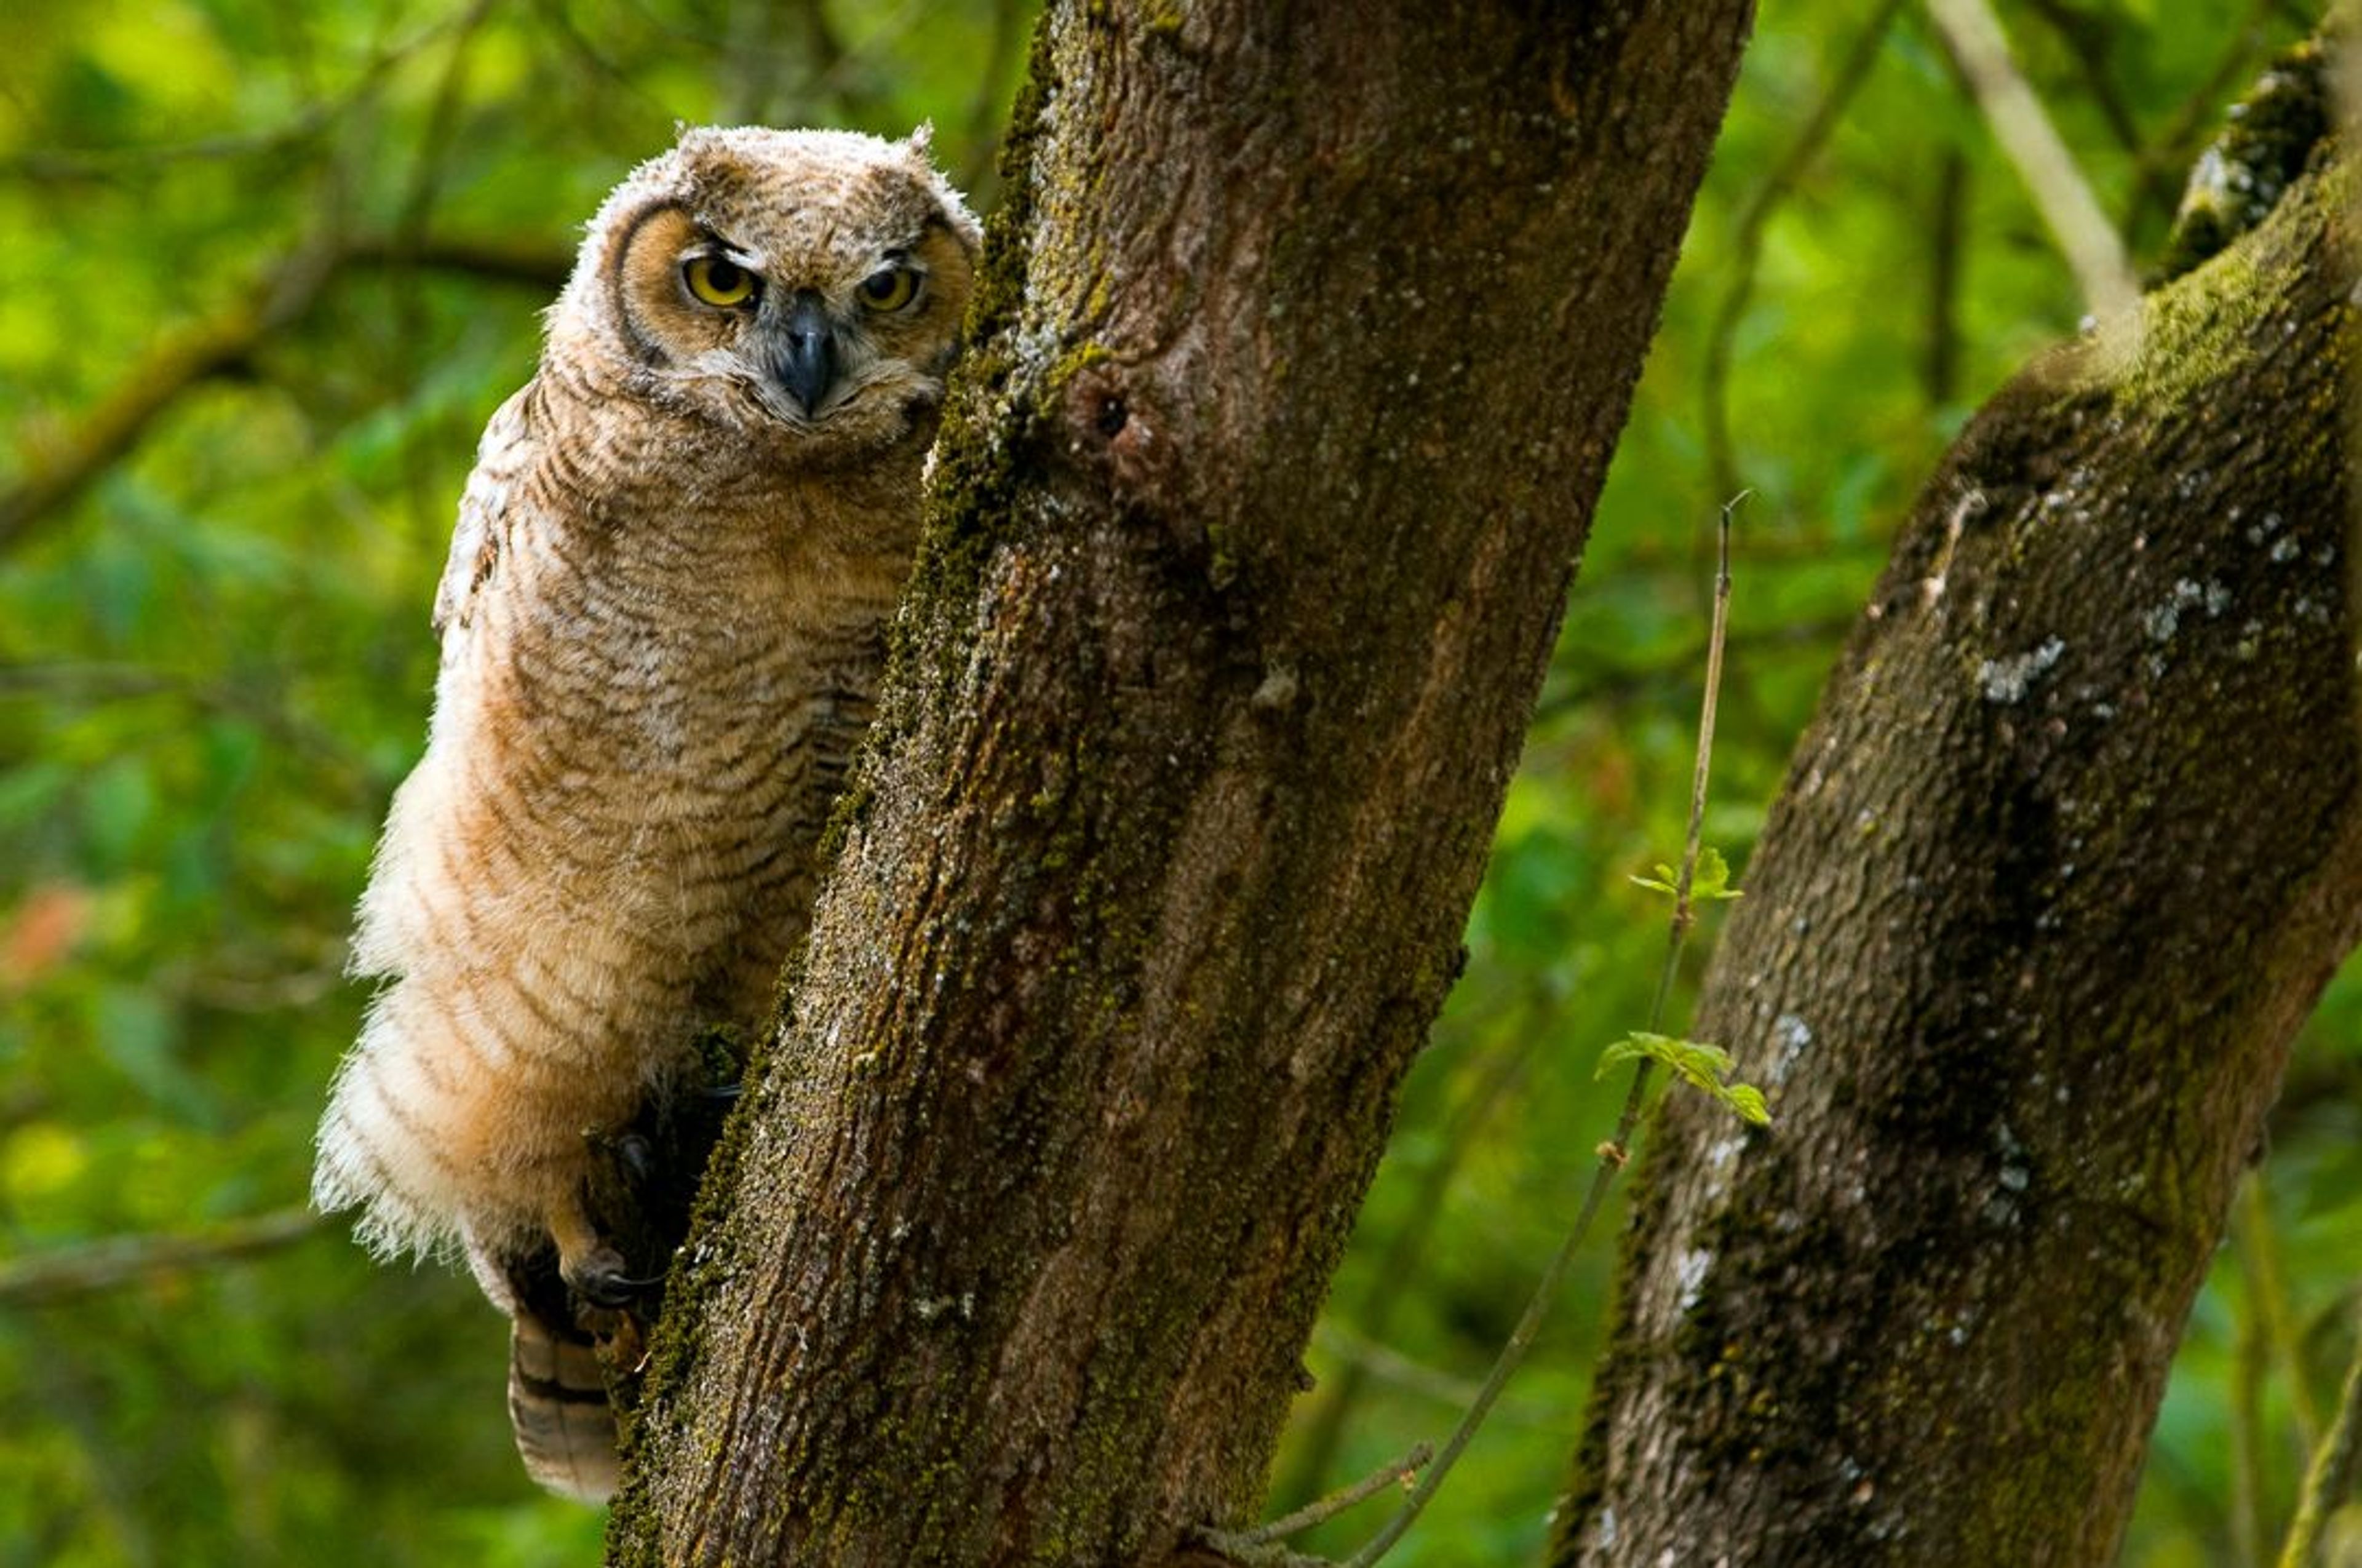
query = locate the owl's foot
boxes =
[556,1076,735,1316]
[547,1196,654,1310]
[561,1244,648,1310]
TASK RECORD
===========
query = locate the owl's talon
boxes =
[562,1243,637,1309]
[701,1081,742,1102]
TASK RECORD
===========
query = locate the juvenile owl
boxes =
[312,126,979,1500]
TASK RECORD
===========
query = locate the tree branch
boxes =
[1925,0,2142,331]
[613,5,1756,1559]
[1557,141,2362,1568]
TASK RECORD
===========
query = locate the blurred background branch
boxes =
[1925,0,2143,327]
[0,1208,320,1308]
[0,234,567,557]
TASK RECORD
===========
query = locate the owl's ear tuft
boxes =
[905,122,936,159]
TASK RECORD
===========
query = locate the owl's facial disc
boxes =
[594,177,976,447]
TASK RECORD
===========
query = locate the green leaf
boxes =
[1625,846,1743,901]
[1693,845,1744,901]
[1596,1030,1772,1127]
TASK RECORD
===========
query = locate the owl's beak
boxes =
[771,292,839,416]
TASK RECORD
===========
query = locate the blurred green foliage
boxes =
[0,2,2349,1566]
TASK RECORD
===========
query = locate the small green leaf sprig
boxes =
[1629,843,1743,902]
[1598,1032,1770,1127]
[1610,843,1768,1128]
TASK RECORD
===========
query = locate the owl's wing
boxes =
[432,383,541,637]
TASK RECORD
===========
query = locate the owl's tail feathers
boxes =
[507,1308,622,1503]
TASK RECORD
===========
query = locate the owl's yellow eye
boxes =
[683,255,758,308]
[856,265,920,312]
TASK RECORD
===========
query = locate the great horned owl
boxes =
[312,125,979,1500]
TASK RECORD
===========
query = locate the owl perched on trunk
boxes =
[312,126,979,1501]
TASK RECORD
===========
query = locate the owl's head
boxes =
[554,125,982,457]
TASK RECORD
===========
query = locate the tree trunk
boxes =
[1553,145,2361,1568]
[605,2,1752,1563]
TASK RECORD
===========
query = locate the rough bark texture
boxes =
[1553,154,2362,1566]
[606,2,1752,1563]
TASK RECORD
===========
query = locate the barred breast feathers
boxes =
[314,386,904,1261]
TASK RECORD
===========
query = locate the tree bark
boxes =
[1554,146,2361,1568]
[606,2,1752,1563]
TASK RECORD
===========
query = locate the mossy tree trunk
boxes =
[606,2,1752,1563]
[1553,150,2361,1567]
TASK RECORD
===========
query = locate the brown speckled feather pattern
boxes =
[310,125,977,1500]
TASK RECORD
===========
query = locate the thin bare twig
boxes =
[1271,1029,1536,1511]
[1203,1444,1432,1558]
[2276,1303,2362,1568]
[1658,497,1738,981]
[1308,1319,1563,1427]
[1537,614,1856,721]
[1339,498,1744,1568]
